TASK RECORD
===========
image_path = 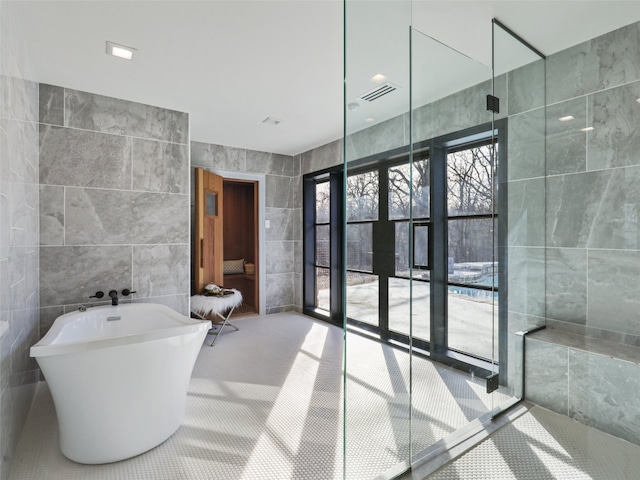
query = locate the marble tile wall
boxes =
[0,1,40,479]
[543,20,640,345]
[191,141,300,313]
[38,84,190,325]
[526,332,640,446]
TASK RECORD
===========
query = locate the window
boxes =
[303,122,503,375]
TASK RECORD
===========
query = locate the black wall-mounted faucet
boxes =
[108,290,119,306]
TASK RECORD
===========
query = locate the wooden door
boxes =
[194,168,224,293]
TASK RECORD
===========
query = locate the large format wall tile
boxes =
[507,247,545,317]
[132,139,189,193]
[38,84,63,126]
[545,248,587,324]
[190,141,246,171]
[546,98,587,175]
[266,241,296,275]
[266,175,296,208]
[300,139,342,175]
[546,166,640,249]
[506,177,545,247]
[265,208,298,241]
[266,272,294,310]
[587,250,640,337]
[39,185,63,246]
[65,89,188,144]
[507,108,545,181]
[132,244,189,297]
[246,150,294,176]
[65,188,189,245]
[569,349,640,446]
[524,338,568,415]
[346,115,405,162]
[40,246,131,307]
[546,21,640,105]
[39,125,132,189]
[588,81,640,170]
[508,58,546,115]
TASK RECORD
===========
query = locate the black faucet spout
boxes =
[108,290,119,306]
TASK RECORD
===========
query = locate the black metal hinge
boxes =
[486,94,500,114]
[486,373,499,393]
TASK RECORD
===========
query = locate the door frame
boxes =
[203,169,267,315]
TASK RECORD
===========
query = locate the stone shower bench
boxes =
[525,328,640,447]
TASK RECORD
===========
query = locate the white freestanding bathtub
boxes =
[30,303,211,464]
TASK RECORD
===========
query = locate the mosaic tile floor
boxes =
[9,312,510,480]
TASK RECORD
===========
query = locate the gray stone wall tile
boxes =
[507,108,545,181]
[569,349,640,446]
[587,250,640,337]
[547,22,640,105]
[507,247,545,317]
[265,273,294,310]
[246,149,294,176]
[347,115,405,163]
[64,89,189,144]
[10,181,38,248]
[524,338,568,415]
[39,185,64,246]
[132,244,189,297]
[508,58,546,115]
[265,175,295,208]
[588,81,640,170]
[265,241,295,275]
[545,248,587,324]
[190,141,213,168]
[507,178,545,247]
[38,306,64,338]
[40,246,132,307]
[38,84,63,126]
[265,208,297,241]
[546,167,640,249]
[190,142,245,172]
[300,138,342,175]
[134,294,189,317]
[39,125,132,189]
[1,75,38,123]
[65,188,189,245]
[546,98,587,176]
[132,139,189,194]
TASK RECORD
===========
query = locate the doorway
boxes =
[193,168,263,316]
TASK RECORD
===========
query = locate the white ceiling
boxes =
[12,0,640,156]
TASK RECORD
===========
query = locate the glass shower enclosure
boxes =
[343,2,545,478]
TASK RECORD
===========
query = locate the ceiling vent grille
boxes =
[358,82,398,102]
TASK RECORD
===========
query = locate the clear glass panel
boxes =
[448,218,496,285]
[205,192,217,216]
[346,272,379,327]
[389,277,430,341]
[316,266,330,311]
[414,224,429,268]
[448,286,498,359]
[346,171,379,222]
[345,1,411,476]
[346,223,373,271]
[316,225,330,267]
[493,21,546,399]
[394,221,410,277]
[389,158,430,220]
[447,144,494,216]
[316,180,330,223]
[410,26,497,461]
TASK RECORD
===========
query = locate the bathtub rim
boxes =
[31,303,211,358]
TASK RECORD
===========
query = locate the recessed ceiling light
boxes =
[559,115,575,122]
[106,41,136,60]
[371,73,387,83]
[262,117,283,126]
[365,117,375,123]
[636,98,640,104]
[347,102,360,111]
[581,126,595,132]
